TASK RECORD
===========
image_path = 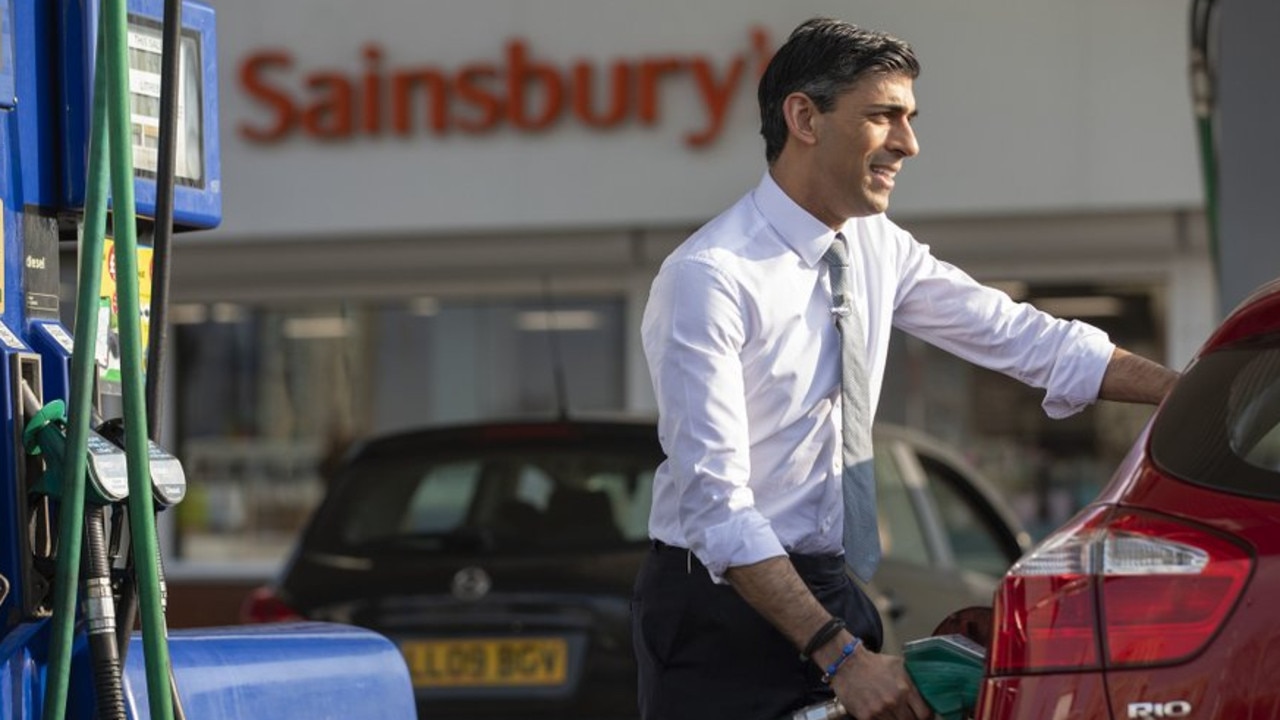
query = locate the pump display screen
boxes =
[127,16,204,188]
[60,0,221,228]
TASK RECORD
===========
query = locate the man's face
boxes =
[811,72,920,219]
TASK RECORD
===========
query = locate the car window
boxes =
[875,450,931,567]
[323,446,656,554]
[1225,350,1280,470]
[583,468,655,540]
[1151,337,1280,500]
[916,454,1014,576]
[402,460,479,533]
[1241,422,1280,470]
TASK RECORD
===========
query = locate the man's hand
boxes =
[816,634,934,720]
[724,557,934,718]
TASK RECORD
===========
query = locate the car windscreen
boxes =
[310,445,657,555]
[1151,333,1280,501]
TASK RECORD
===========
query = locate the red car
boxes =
[978,278,1280,720]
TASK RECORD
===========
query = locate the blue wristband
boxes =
[820,637,861,685]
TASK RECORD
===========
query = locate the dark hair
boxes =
[759,18,920,163]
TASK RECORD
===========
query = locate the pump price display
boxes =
[400,637,567,688]
[126,18,204,185]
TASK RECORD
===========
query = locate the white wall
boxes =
[208,0,1201,240]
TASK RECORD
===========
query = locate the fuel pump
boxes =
[0,1,419,718]
[0,0,63,639]
[2,0,217,718]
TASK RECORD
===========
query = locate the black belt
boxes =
[650,539,845,577]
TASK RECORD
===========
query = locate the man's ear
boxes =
[782,92,820,148]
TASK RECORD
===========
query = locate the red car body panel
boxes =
[978,675,1113,719]
[1203,278,1280,349]
[977,281,1280,720]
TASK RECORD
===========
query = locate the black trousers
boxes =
[632,541,883,720]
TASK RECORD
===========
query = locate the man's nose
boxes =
[890,120,920,158]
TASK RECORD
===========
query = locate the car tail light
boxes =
[990,506,1253,674]
[240,586,305,624]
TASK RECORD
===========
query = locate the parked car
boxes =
[977,278,1280,720]
[872,424,1031,643]
[242,419,1029,719]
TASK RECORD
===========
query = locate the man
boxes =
[634,17,1178,720]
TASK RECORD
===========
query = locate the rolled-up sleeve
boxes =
[642,258,786,582]
[889,235,1115,419]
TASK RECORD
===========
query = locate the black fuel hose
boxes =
[84,506,126,720]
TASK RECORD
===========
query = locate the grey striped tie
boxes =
[822,234,881,582]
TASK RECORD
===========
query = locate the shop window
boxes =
[876,282,1166,540]
[171,296,626,567]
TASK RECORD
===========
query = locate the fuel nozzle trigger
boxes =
[23,396,130,505]
[95,419,187,508]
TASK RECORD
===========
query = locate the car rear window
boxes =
[312,445,657,554]
[1150,333,1280,501]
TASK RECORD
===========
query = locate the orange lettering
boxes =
[454,64,502,132]
[685,56,744,147]
[392,69,450,134]
[302,73,354,139]
[362,44,384,134]
[239,51,296,141]
[637,57,683,126]
[571,61,630,128]
[751,26,774,79]
[237,27,779,148]
[507,40,563,130]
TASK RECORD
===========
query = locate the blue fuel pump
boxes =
[0,2,417,719]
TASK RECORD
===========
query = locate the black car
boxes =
[247,420,660,719]
[243,419,1028,719]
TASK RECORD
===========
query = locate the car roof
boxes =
[348,418,972,464]
[1203,276,1280,351]
[346,417,663,463]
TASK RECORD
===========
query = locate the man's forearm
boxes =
[1098,347,1179,405]
[724,556,833,651]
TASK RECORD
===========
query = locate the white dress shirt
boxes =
[641,171,1115,582]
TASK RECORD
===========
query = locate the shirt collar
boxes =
[751,171,850,267]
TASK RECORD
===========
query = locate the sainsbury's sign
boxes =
[238,27,774,148]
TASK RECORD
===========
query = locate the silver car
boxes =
[869,424,1031,650]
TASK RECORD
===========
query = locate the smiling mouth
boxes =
[870,165,898,187]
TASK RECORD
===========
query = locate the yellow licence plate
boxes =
[401,637,569,688]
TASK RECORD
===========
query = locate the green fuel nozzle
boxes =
[781,631,989,720]
[903,634,987,720]
[22,386,130,506]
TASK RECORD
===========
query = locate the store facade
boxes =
[161,0,1217,589]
